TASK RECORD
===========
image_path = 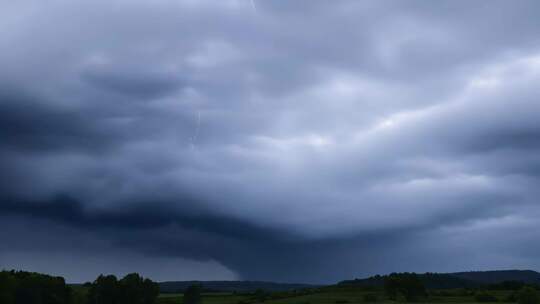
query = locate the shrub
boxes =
[505,291,518,302]
[184,285,203,304]
[363,293,378,302]
[475,291,498,302]
[384,273,426,302]
[518,287,540,304]
[253,289,268,302]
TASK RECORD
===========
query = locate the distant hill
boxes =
[339,273,479,289]
[339,270,540,289]
[451,270,540,285]
[159,270,540,293]
[158,280,319,293]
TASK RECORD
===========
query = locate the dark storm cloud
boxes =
[0,194,285,241]
[0,91,113,152]
[2,0,540,283]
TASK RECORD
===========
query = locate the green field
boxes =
[156,287,516,304]
[158,293,250,304]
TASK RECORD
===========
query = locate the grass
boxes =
[156,288,517,304]
[157,293,250,304]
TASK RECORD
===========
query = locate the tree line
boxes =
[382,272,540,304]
[0,270,159,304]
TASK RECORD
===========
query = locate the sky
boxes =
[2,0,540,284]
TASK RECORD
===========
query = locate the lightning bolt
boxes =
[190,111,201,150]
[194,111,201,142]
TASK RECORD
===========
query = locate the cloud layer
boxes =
[2,0,540,283]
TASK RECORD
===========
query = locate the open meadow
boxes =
[155,287,519,304]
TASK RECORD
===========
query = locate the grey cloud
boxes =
[2,0,540,283]
[81,66,183,100]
